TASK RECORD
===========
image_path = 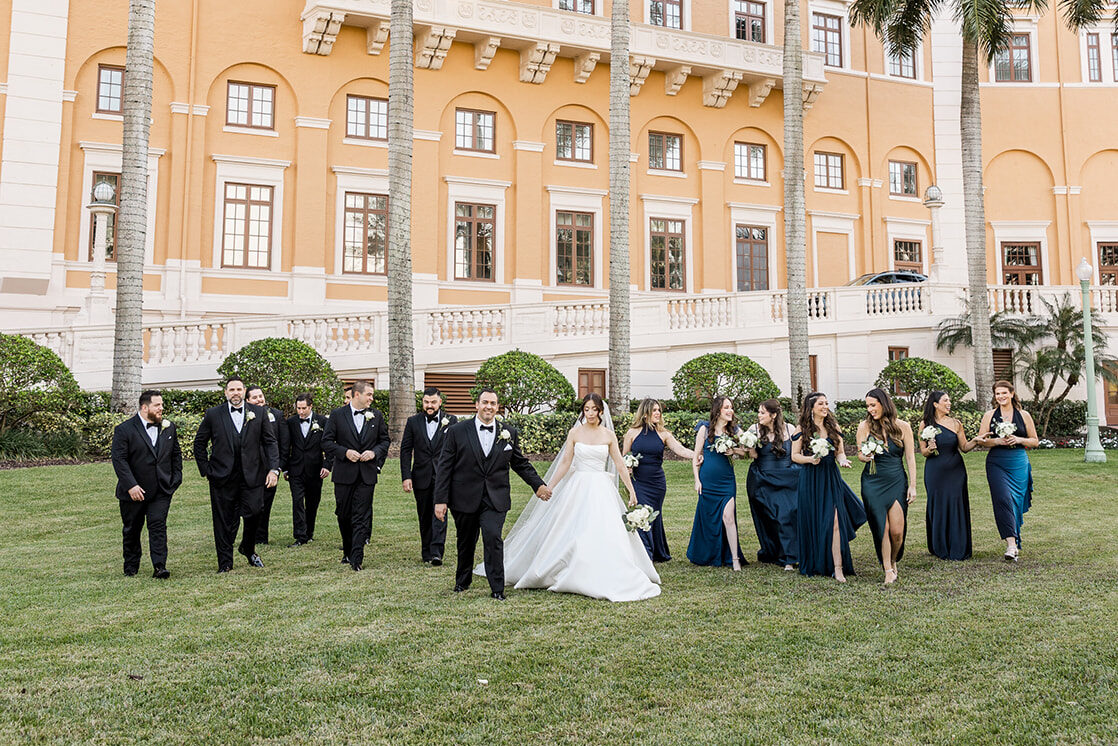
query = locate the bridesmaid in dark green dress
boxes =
[855,388,917,585]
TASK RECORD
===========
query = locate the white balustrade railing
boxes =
[289,314,381,354]
[426,308,506,346]
[25,330,73,364]
[145,322,227,365]
[667,295,734,330]
[553,302,608,337]
[1092,286,1118,314]
[988,285,1040,315]
[862,284,928,316]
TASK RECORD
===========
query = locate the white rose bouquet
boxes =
[737,430,760,450]
[622,452,642,470]
[994,420,1017,447]
[713,433,738,456]
[809,436,833,461]
[920,425,939,455]
[859,435,886,474]
[623,504,659,533]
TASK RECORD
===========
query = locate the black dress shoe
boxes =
[430,556,443,566]
[288,540,307,547]
[217,566,232,574]
[123,568,138,577]
[247,554,264,568]
[352,563,362,572]
[453,584,468,593]
[490,592,507,601]
[152,566,170,579]
[341,555,350,564]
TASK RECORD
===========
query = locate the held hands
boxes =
[127,485,145,502]
[434,503,448,522]
[536,485,553,502]
[402,479,413,493]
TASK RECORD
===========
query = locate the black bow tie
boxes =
[426,413,439,423]
[300,418,311,423]
[353,409,366,416]
[230,407,242,414]
[479,424,494,432]
[146,422,159,429]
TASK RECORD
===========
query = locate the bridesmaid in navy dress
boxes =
[688,396,748,570]
[919,390,978,560]
[792,392,866,582]
[744,399,799,570]
[977,381,1039,562]
[622,398,696,562]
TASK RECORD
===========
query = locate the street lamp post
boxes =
[1076,257,1106,463]
[81,181,118,324]
[923,185,945,282]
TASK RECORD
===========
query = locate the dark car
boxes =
[844,271,928,286]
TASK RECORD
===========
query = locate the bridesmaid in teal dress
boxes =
[920,391,978,561]
[792,392,866,582]
[976,381,1039,562]
[688,396,748,570]
[744,399,800,570]
[855,388,917,585]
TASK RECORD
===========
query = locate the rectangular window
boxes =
[343,192,388,274]
[888,48,916,79]
[556,120,594,162]
[734,0,765,43]
[226,82,275,129]
[649,218,685,290]
[88,172,120,261]
[893,239,923,272]
[994,34,1032,82]
[735,224,769,291]
[454,202,496,281]
[221,183,273,269]
[1002,242,1042,285]
[578,368,607,398]
[813,151,844,190]
[346,95,388,140]
[811,13,843,67]
[454,109,496,152]
[97,65,124,114]
[559,0,595,12]
[888,346,909,396]
[1099,242,1118,285]
[648,131,683,171]
[1086,33,1102,82]
[649,0,683,28]
[733,142,766,181]
[889,160,918,196]
[556,211,594,286]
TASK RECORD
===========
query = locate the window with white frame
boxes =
[813,151,844,190]
[455,109,496,152]
[227,82,275,129]
[735,225,769,291]
[888,47,916,79]
[559,0,595,12]
[734,142,766,181]
[1099,243,1118,285]
[556,211,594,285]
[454,202,496,280]
[1086,33,1103,82]
[889,161,917,196]
[649,218,685,290]
[893,239,922,272]
[994,34,1032,82]
[343,192,388,274]
[97,66,124,114]
[811,13,843,67]
[221,183,274,269]
[649,131,683,171]
[649,0,683,29]
[556,121,594,163]
[347,96,388,140]
[734,0,765,43]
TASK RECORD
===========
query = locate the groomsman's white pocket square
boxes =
[503,444,512,452]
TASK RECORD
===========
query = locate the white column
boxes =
[929,8,968,285]
[0,0,70,293]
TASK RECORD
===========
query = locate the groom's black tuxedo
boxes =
[400,410,457,561]
[434,418,544,593]
[111,415,182,574]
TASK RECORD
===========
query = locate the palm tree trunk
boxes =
[111,0,155,413]
[387,0,415,444]
[783,0,810,403]
[608,0,631,415]
[960,37,995,403]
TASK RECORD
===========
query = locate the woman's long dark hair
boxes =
[922,390,947,430]
[757,399,787,457]
[706,395,739,445]
[864,387,905,447]
[798,392,843,454]
[578,392,605,427]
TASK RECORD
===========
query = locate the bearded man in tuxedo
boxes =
[245,385,289,544]
[285,393,331,546]
[111,389,182,579]
[193,377,280,572]
[322,380,389,571]
[401,387,457,565]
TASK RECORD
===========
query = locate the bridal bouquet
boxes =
[623,504,659,532]
[737,430,760,450]
[713,433,738,455]
[860,435,885,474]
[920,425,939,454]
[994,420,1018,447]
[622,453,642,470]
[809,436,833,460]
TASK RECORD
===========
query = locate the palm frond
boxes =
[1056,0,1105,29]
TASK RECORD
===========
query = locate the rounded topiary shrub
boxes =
[0,333,82,433]
[671,352,781,413]
[471,350,576,414]
[217,338,344,416]
[874,357,970,411]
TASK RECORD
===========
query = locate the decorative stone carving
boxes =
[302,10,345,56]
[629,56,655,95]
[475,36,501,70]
[365,21,389,55]
[519,42,560,84]
[573,52,600,84]
[415,26,457,70]
[664,65,690,96]
[702,70,742,108]
[802,82,824,109]
[748,77,776,107]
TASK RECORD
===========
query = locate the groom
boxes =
[434,388,550,600]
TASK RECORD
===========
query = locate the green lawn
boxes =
[0,451,1115,745]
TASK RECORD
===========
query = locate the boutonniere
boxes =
[364,411,375,422]
[267,412,275,422]
[440,416,450,428]
[245,411,256,422]
[498,428,511,441]
[161,420,171,430]
[310,421,322,432]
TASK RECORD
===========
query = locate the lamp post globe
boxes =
[92,181,116,205]
[1077,258,1106,463]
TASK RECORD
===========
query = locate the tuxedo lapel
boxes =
[155,424,170,459]
[133,416,156,455]
[463,420,487,471]
[220,405,237,444]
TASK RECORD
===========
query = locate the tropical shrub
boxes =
[217,338,344,417]
[471,350,576,414]
[0,334,82,433]
[875,357,970,410]
[671,353,780,412]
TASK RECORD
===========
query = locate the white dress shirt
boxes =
[229,402,244,432]
[300,412,313,438]
[137,413,159,447]
[476,416,497,456]
[351,404,366,434]
[425,414,439,441]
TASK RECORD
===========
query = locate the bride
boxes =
[476,393,661,602]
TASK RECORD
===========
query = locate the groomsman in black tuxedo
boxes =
[322,380,389,571]
[111,390,182,579]
[434,388,550,600]
[245,385,289,544]
[285,393,332,546]
[193,377,280,572]
[400,387,457,565]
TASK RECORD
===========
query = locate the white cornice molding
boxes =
[639,193,700,205]
[1052,185,1082,195]
[444,175,513,188]
[414,129,442,141]
[513,140,546,152]
[170,103,210,116]
[807,209,861,220]
[79,141,167,157]
[989,220,1052,228]
[211,153,292,168]
[697,160,726,171]
[546,185,608,196]
[726,202,782,212]
[882,216,931,227]
[62,90,77,102]
[295,116,332,129]
[332,165,388,176]
[857,177,884,188]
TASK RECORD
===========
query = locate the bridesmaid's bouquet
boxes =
[859,436,886,474]
[623,504,659,532]
[994,420,1018,447]
[737,430,760,450]
[809,436,833,460]
[622,453,642,470]
[713,433,738,456]
[920,425,940,455]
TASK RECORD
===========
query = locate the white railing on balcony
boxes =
[289,314,380,354]
[667,295,734,330]
[145,322,227,366]
[1092,285,1118,314]
[988,285,1040,315]
[553,302,608,338]
[862,284,928,316]
[426,308,506,346]
[25,330,72,360]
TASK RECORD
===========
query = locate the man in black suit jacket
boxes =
[193,377,280,572]
[111,389,182,579]
[246,385,289,544]
[434,388,550,600]
[401,387,458,565]
[285,392,332,546]
[322,380,389,571]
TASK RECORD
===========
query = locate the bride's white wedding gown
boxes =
[475,442,661,602]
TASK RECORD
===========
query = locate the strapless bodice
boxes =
[572,442,610,472]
